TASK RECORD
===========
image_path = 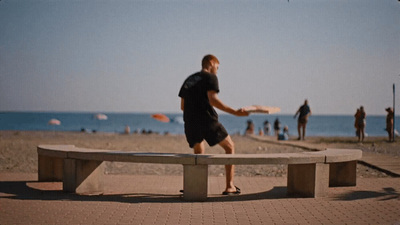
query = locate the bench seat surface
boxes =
[38,145,362,165]
[306,149,362,163]
[196,153,326,165]
[68,151,197,164]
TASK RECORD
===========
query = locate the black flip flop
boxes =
[222,186,241,195]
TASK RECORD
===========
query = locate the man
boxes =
[357,106,366,143]
[273,118,281,137]
[386,107,394,142]
[178,54,248,195]
[294,99,312,140]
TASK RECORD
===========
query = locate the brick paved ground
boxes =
[0,173,399,225]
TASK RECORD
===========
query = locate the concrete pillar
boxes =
[183,164,208,201]
[329,161,357,187]
[63,159,104,194]
[38,155,63,182]
[287,163,329,198]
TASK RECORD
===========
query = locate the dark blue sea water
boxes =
[0,112,398,137]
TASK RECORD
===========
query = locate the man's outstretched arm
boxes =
[207,91,248,116]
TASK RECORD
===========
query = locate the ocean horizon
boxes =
[1,111,398,137]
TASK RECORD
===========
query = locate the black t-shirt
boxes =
[178,71,219,124]
[299,105,310,119]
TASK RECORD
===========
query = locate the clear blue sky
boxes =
[1,0,399,115]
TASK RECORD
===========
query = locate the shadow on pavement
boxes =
[3,180,398,203]
[334,187,400,201]
[0,180,290,203]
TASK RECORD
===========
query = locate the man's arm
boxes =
[207,91,248,116]
[180,98,184,111]
[294,108,300,118]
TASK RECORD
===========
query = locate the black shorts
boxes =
[184,121,228,148]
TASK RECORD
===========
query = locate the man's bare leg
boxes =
[360,128,365,142]
[218,135,237,193]
[302,124,306,140]
[193,141,205,154]
[297,122,301,140]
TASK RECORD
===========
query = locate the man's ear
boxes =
[210,61,216,68]
[203,65,211,73]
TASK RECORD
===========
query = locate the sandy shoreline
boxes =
[1,131,398,178]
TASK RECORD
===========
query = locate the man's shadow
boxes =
[0,179,289,203]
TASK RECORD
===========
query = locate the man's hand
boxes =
[235,108,250,116]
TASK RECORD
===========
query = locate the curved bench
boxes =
[37,145,362,201]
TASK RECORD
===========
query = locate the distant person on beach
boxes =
[278,125,289,141]
[258,127,264,136]
[245,120,255,135]
[274,118,281,137]
[179,54,249,195]
[263,120,271,136]
[124,125,130,134]
[356,106,366,142]
[354,108,361,138]
[386,107,394,142]
[294,99,312,140]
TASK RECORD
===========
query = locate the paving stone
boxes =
[1,173,400,224]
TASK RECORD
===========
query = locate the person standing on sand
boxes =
[263,120,271,136]
[245,120,255,135]
[294,99,312,140]
[273,118,281,137]
[178,54,249,195]
[386,107,394,142]
[354,108,361,138]
[357,106,366,142]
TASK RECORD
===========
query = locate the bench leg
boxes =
[63,159,104,194]
[183,165,208,201]
[287,163,329,198]
[38,155,63,182]
[329,161,357,187]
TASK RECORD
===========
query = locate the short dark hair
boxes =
[202,54,219,69]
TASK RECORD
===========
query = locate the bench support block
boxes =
[183,165,208,201]
[38,155,63,182]
[63,159,104,194]
[287,163,329,197]
[329,161,357,187]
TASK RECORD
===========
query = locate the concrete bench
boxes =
[37,145,362,201]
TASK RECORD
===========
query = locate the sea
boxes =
[1,112,399,137]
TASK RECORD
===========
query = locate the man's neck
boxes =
[201,69,216,75]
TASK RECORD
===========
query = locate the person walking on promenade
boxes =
[386,107,394,142]
[294,99,312,140]
[179,54,249,195]
[357,106,366,142]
